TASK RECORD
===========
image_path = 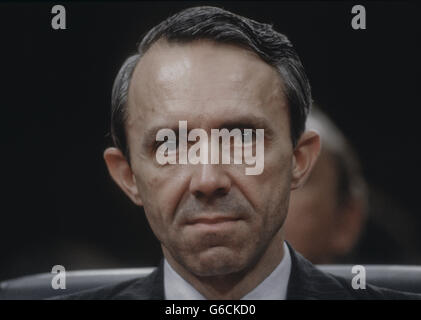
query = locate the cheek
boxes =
[233,158,291,239]
[134,166,191,240]
[240,150,291,212]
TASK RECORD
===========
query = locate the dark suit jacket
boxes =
[52,244,421,300]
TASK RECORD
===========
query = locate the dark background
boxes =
[1,1,420,281]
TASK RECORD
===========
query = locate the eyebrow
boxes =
[216,115,273,133]
[140,114,274,150]
[142,123,181,150]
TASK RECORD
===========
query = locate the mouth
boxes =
[185,216,242,233]
[187,216,241,225]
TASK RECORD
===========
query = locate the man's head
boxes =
[104,6,320,280]
[110,6,313,160]
[285,107,368,264]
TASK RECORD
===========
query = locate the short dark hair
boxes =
[110,6,312,159]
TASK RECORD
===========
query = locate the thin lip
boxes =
[186,216,241,225]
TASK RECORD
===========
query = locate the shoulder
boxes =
[286,243,421,300]
[328,272,421,300]
[48,277,142,300]
[48,264,165,300]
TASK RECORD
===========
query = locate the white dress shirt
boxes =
[164,241,292,300]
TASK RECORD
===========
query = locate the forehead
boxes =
[127,39,288,131]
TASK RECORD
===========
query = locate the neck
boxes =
[163,231,285,299]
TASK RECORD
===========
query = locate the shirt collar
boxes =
[164,241,291,300]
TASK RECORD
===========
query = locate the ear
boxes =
[291,130,321,190]
[103,147,143,206]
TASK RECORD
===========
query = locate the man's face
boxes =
[122,40,296,277]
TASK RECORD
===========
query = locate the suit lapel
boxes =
[127,259,165,300]
[133,244,351,300]
[286,242,351,300]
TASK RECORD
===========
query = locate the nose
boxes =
[189,164,232,199]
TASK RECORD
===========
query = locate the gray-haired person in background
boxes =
[285,107,368,264]
[285,107,421,265]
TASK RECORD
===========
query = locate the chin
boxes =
[187,246,249,277]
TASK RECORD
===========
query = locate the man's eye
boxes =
[155,138,178,152]
[166,140,178,149]
[242,129,256,145]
